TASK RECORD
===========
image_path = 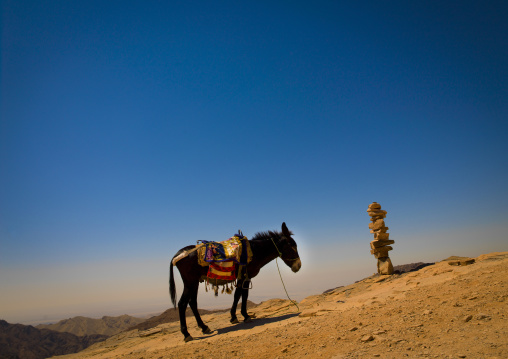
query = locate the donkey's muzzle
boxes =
[291,258,302,272]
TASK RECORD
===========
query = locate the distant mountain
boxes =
[0,319,107,359]
[127,300,259,332]
[36,314,145,336]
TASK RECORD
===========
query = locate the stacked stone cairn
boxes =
[368,202,394,275]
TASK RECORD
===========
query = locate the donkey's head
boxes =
[278,222,302,273]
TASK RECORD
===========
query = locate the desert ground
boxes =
[56,252,507,359]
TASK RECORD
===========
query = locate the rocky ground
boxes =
[55,252,507,359]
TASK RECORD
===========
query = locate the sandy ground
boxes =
[56,252,507,359]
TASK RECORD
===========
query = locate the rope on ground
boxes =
[263,257,300,318]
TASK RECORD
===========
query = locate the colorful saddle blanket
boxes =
[197,232,252,295]
[198,234,252,266]
[198,234,253,283]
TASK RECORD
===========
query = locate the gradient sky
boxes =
[1,0,507,324]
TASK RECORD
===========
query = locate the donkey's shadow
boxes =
[192,313,300,340]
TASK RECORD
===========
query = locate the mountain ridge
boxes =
[36,314,145,336]
[0,320,108,359]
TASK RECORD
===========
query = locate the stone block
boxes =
[369,215,386,222]
[371,219,385,230]
[367,209,387,217]
[374,250,392,259]
[368,202,382,210]
[371,246,393,257]
[373,232,390,240]
[377,257,394,275]
[370,240,395,249]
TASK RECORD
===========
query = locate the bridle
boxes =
[270,237,299,263]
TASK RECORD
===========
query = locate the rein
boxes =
[269,237,300,314]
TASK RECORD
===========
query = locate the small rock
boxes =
[457,355,466,358]
[460,259,475,266]
[423,309,433,315]
[299,310,317,317]
[349,326,359,331]
[464,315,473,323]
[361,335,375,342]
[281,348,288,353]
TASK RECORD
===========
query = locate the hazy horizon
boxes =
[1,1,507,326]
[5,238,506,325]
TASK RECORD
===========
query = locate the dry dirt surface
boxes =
[126,301,258,332]
[55,252,507,359]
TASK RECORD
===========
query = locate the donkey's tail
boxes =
[169,259,177,309]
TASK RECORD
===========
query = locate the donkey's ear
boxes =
[281,222,290,235]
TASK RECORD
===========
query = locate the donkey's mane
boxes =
[251,230,293,241]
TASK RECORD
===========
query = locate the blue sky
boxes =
[1,0,507,324]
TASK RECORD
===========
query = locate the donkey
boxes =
[169,222,301,342]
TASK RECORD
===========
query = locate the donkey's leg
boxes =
[188,283,211,334]
[240,280,252,322]
[178,286,193,342]
[230,284,243,324]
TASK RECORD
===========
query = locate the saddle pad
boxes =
[197,234,252,267]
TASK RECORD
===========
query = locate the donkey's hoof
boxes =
[202,326,212,334]
[244,317,253,323]
[184,335,194,342]
[230,318,239,324]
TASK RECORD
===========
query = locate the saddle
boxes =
[197,233,253,295]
